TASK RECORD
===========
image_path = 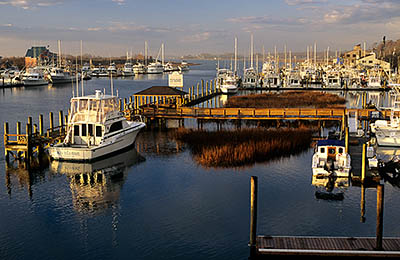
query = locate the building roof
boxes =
[25,46,57,59]
[134,86,187,96]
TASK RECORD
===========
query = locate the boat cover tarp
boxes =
[317,139,345,147]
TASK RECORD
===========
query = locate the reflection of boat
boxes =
[312,175,348,201]
[49,90,146,161]
[312,139,351,177]
[50,147,144,214]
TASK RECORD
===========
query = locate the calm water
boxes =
[1,60,400,260]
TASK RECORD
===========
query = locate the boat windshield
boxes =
[69,96,119,124]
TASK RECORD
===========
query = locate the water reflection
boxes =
[312,175,349,200]
[50,147,145,215]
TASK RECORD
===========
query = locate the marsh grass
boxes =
[224,91,346,108]
[174,127,314,168]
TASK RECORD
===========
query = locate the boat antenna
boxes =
[76,56,79,97]
[81,40,84,96]
[110,71,114,96]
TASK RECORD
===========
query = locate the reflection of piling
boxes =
[249,176,258,258]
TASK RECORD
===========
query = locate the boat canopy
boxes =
[317,139,345,147]
[69,92,119,124]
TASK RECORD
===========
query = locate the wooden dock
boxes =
[249,177,400,258]
[256,236,400,258]
[132,107,387,121]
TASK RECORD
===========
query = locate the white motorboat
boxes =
[22,67,48,86]
[263,72,281,88]
[133,63,146,74]
[371,112,400,147]
[107,63,118,76]
[48,67,74,84]
[312,139,351,178]
[178,61,189,72]
[147,61,164,74]
[219,75,238,94]
[122,62,134,76]
[242,68,258,87]
[49,90,146,161]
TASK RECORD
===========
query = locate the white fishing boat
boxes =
[122,62,134,76]
[133,63,146,74]
[178,61,189,72]
[48,67,74,84]
[107,63,118,76]
[219,75,238,94]
[286,71,302,88]
[242,68,258,87]
[324,72,341,88]
[263,72,281,88]
[22,67,48,86]
[147,61,164,74]
[312,139,351,178]
[49,90,146,161]
[371,111,400,147]
[163,62,177,72]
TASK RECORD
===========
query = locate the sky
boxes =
[0,0,400,57]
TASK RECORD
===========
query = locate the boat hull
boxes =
[23,80,48,86]
[49,123,145,162]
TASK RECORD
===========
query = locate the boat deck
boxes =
[256,235,400,258]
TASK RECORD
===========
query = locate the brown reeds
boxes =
[224,91,346,109]
[174,127,314,168]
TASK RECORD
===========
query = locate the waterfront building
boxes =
[24,46,57,68]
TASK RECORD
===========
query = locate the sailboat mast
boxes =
[234,37,237,75]
[81,40,84,96]
[250,34,254,68]
[161,43,165,66]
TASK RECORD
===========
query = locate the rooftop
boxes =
[134,86,187,96]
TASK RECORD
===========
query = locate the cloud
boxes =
[180,32,211,43]
[0,0,60,9]
[227,16,310,27]
[285,0,327,5]
[112,0,125,5]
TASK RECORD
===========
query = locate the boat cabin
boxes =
[316,140,346,161]
[67,90,121,146]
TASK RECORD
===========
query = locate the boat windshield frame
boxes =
[69,95,119,124]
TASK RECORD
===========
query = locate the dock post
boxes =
[39,114,44,136]
[360,184,366,223]
[25,123,32,169]
[376,184,384,250]
[59,110,64,135]
[4,122,9,163]
[201,80,204,97]
[49,112,54,131]
[361,143,366,183]
[249,176,258,258]
[345,126,349,153]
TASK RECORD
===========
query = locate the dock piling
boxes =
[249,176,258,258]
[376,184,384,250]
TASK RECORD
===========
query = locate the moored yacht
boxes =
[133,63,146,74]
[48,67,74,84]
[147,61,164,74]
[122,62,134,76]
[49,90,146,161]
[22,67,48,86]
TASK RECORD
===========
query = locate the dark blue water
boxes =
[1,60,400,260]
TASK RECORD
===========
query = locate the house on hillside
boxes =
[358,52,390,74]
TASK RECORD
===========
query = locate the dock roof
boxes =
[134,86,187,96]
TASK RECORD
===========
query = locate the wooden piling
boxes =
[4,122,9,162]
[376,184,384,250]
[345,126,349,153]
[49,112,54,130]
[39,114,44,136]
[361,143,366,183]
[250,176,258,257]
